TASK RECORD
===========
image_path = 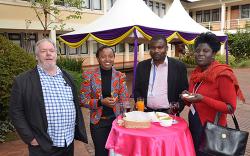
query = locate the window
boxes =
[7,33,37,53]
[68,47,77,55]
[23,33,37,53]
[155,2,160,16]
[241,4,250,18]
[53,0,91,9]
[161,4,166,17]
[196,11,202,23]
[9,33,21,46]
[83,0,90,9]
[93,0,101,10]
[144,43,149,51]
[203,10,210,22]
[110,46,116,52]
[57,42,66,55]
[116,43,125,53]
[129,44,138,53]
[212,9,220,21]
[129,44,134,52]
[149,1,153,11]
[77,42,88,54]
[93,41,102,54]
[57,35,66,55]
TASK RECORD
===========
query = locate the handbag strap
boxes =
[214,104,240,130]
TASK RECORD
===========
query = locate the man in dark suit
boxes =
[9,38,88,156]
[134,35,188,114]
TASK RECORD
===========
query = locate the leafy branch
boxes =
[28,0,84,36]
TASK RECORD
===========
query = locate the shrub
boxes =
[227,31,250,61]
[0,35,36,120]
[0,120,15,142]
[57,56,83,72]
[0,35,36,142]
[215,54,236,67]
[180,48,196,67]
[66,70,82,92]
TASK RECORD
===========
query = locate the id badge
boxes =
[190,104,196,115]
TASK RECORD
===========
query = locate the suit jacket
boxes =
[80,67,129,124]
[9,67,88,152]
[134,57,188,112]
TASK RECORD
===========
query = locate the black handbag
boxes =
[199,105,249,156]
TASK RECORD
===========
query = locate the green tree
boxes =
[227,31,250,61]
[28,0,84,36]
[0,35,36,120]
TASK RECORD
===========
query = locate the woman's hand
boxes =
[101,97,116,108]
[180,90,203,103]
[184,94,203,103]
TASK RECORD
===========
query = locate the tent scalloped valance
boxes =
[58,25,224,48]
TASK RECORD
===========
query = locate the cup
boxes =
[121,98,131,113]
[136,97,144,112]
[169,101,179,124]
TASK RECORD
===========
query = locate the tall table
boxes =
[105,116,195,156]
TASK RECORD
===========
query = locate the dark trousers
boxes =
[28,141,74,156]
[189,111,211,156]
[90,118,115,156]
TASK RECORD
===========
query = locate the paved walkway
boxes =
[0,68,249,156]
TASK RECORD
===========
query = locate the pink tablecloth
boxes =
[105,116,195,156]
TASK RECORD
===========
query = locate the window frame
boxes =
[196,11,202,23]
[203,10,211,22]
[241,4,250,19]
[212,8,220,21]
[93,0,102,10]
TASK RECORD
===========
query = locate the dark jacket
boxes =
[134,57,188,112]
[9,67,88,152]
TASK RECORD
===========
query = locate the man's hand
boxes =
[101,97,116,108]
[30,138,39,146]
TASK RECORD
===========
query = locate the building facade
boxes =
[0,0,249,68]
[187,0,250,32]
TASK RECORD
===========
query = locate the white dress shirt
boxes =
[147,57,170,109]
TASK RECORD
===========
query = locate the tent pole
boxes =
[132,29,138,98]
[123,46,125,70]
[226,38,228,65]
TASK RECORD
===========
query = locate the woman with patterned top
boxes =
[80,45,129,156]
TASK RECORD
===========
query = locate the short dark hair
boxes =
[194,32,221,53]
[96,45,115,58]
[150,34,167,45]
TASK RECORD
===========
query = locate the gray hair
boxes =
[35,38,57,55]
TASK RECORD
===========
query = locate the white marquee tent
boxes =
[162,0,226,44]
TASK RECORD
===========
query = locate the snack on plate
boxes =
[156,112,169,118]
[182,93,195,98]
[160,118,173,127]
[155,112,173,127]
[159,116,172,120]
[123,111,151,128]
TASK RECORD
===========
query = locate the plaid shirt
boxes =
[38,66,76,147]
